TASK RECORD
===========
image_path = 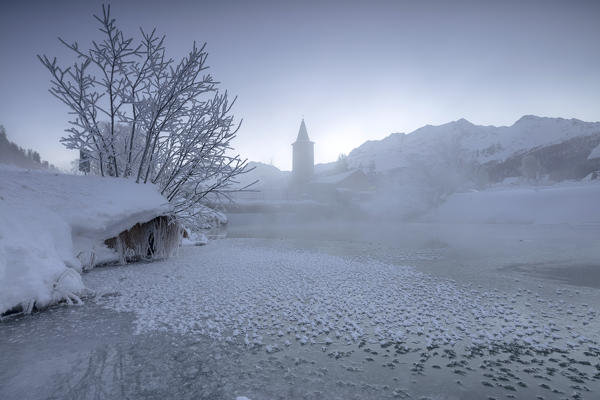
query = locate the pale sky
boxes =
[1,0,599,171]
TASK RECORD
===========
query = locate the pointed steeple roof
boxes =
[295,119,311,143]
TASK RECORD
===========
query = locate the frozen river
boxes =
[1,218,599,399]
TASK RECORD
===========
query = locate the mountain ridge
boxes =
[242,116,600,186]
[347,115,600,174]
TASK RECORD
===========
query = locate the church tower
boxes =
[292,119,314,184]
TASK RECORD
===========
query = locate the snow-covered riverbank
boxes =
[0,166,171,315]
[3,226,598,399]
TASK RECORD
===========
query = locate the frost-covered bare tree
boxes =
[38,4,251,222]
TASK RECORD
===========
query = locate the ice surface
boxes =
[80,236,600,398]
[88,239,598,359]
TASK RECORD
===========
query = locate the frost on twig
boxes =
[38,4,252,219]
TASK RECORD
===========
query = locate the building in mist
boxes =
[307,168,372,203]
[291,119,314,184]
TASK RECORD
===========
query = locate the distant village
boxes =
[233,120,376,209]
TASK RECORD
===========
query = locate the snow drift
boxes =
[0,166,171,315]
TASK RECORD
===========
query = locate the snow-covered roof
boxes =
[0,166,171,240]
[294,119,312,143]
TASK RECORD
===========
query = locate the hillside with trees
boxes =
[0,125,55,170]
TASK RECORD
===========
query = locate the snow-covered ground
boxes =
[2,165,600,399]
[2,221,598,399]
[88,239,599,353]
[426,180,600,224]
[0,166,170,315]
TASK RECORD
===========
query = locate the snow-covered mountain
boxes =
[348,116,600,180]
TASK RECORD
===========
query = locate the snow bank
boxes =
[0,166,171,315]
[426,181,600,224]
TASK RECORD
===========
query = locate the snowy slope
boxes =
[0,166,171,315]
[588,143,600,160]
[425,181,600,224]
[236,161,290,190]
[348,116,600,172]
